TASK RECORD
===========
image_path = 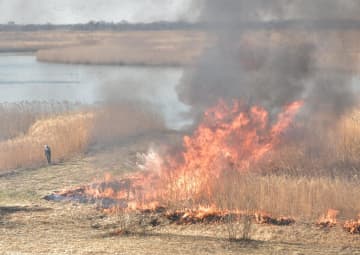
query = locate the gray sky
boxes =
[0,0,198,24]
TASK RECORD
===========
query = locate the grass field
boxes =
[36,30,208,66]
[2,29,360,254]
[1,137,360,255]
[0,30,208,66]
[1,29,360,70]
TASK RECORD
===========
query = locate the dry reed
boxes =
[0,101,83,141]
[36,30,207,66]
[1,103,360,220]
[262,109,360,177]
[0,112,94,170]
[0,101,165,171]
[212,172,360,220]
[158,109,360,220]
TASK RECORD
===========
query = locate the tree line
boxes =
[0,21,202,32]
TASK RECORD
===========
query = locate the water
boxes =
[0,54,189,128]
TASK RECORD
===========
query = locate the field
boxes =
[1,105,360,254]
[0,30,207,66]
[0,102,166,171]
[2,29,360,254]
[0,29,360,70]
[1,138,360,255]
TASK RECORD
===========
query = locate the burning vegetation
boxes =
[343,214,360,234]
[45,99,304,229]
[3,2,360,250]
[46,99,302,208]
[317,209,339,228]
[316,210,360,235]
[44,99,360,235]
[254,211,295,226]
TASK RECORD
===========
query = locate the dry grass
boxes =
[36,30,208,66]
[0,30,101,52]
[2,29,360,69]
[0,111,94,170]
[0,101,166,172]
[33,30,360,70]
[2,104,360,222]
[262,109,360,178]
[2,106,360,218]
[91,102,166,145]
[212,173,360,220]
[144,110,360,221]
[0,137,360,254]
[206,110,360,220]
[0,101,82,141]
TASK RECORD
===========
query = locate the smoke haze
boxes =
[177,0,359,123]
[0,0,197,24]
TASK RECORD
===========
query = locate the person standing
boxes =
[44,145,51,165]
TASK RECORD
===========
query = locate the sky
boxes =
[0,0,198,24]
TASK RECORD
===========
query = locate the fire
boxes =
[317,209,339,228]
[255,211,295,226]
[165,205,235,225]
[160,100,303,202]
[48,100,303,212]
[343,214,360,234]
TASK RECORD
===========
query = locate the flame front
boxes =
[162,100,303,202]
[317,209,339,228]
[343,214,360,234]
[62,100,303,211]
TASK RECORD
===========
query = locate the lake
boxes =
[0,54,189,128]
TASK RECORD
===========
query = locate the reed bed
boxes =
[0,101,83,141]
[0,111,94,170]
[1,103,360,220]
[0,101,165,171]
[212,173,360,220]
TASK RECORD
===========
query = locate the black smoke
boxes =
[177,0,359,123]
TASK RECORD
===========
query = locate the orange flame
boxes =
[255,211,295,225]
[161,100,303,201]
[317,209,339,228]
[72,100,303,210]
[343,213,360,234]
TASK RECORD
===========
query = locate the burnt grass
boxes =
[43,185,296,227]
[0,140,360,254]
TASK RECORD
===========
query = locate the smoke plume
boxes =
[177,0,359,123]
[91,79,166,146]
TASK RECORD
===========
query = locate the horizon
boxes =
[0,0,199,25]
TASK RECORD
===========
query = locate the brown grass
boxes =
[209,110,360,220]
[148,109,360,220]
[36,30,208,66]
[91,102,166,145]
[0,125,359,254]
[32,30,360,70]
[212,173,360,220]
[0,30,101,52]
[262,109,360,178]
[1,103,360,222]
[2,29,360,69]
[0,112,94,170]
[0,101,166,172]
[0,101,82,141]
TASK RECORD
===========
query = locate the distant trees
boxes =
[0,21,202,32]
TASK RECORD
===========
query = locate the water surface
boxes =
[0,54,188,128]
